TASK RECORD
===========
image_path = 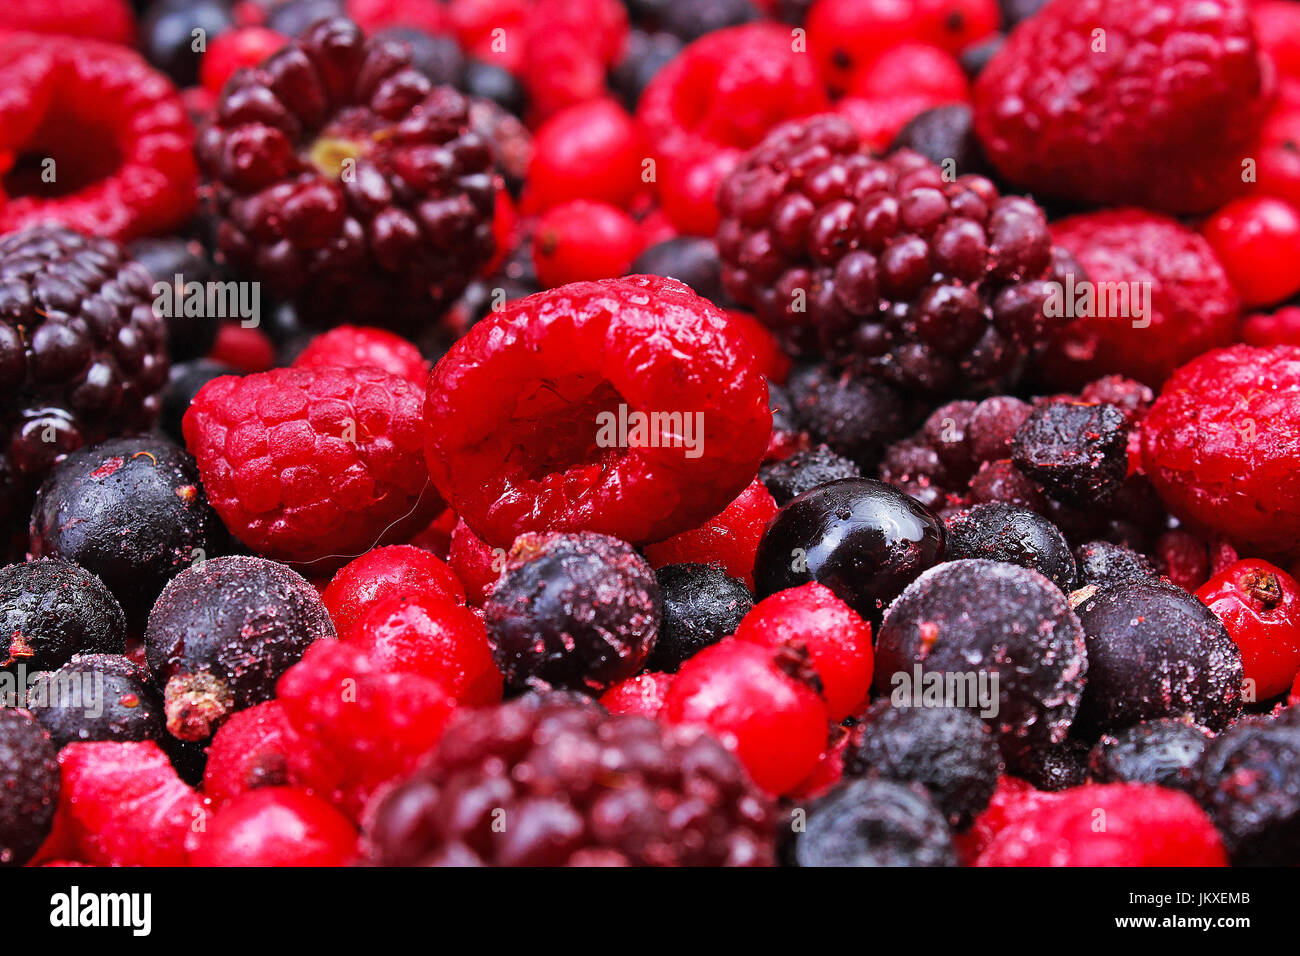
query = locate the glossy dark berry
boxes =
[1088,717,1213,792]
[874,559,1088,766]
[648,563,752,673]
[1074,580,1243,735]
[759,444,861,507]
[127,237,224,361]
[0,708,59,866]
[629,237,730,307]
[484,532,661,693]
[844,701,1001,829]
[1073,540,1157,591]
[891,105,991,179]
[142,0,237,86]
[145,555,335,742]
[461,59,527,117]
[610,30,683,110]
[943,502,1076,591]
[26,653,165,748]
[30,435,228,628]
[159,359,239,444]
[754,477,945,625]
[0,558,126,672]
[1012,402,1129,505]
[1012,738,1091,791]
[793,778,956,867]
[785,363,911,468]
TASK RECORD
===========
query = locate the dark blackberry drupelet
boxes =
[844,702,1001,830]
[1012,401,1129,505]
[364,693,776,866]
[1013,738,1091,792]
[196,17,497,333]
[1073,540,1158,591]
[30,435,228,629]
[484,533,661,693]
[145,555,335,743]
[792,778,956,867]
[944,502,1076,591]
[784,362,911,468]
[716,116,1080,397]
[0,708,59,866]
[1088,718,1213,792]
[648,563,752,673]
[0,226,169,534]
[0,558,126,672]
[759,443,861,507]
[26,653,165,749]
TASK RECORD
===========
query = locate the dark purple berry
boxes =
[0,708,59,866]
[759,444,861,507]
[1073,539,1157,590]
[0,558,126,672]
[891,105,991,179]
[1012,401,1129,505]
[461,59,527,116]
[127,236,224,361]
[610,30,683,109]
[793,778,956,867]
[785,363,911,468]
[377,27,465,87]
[630,237,730,307]
[141,0,237,86]
[1088,717,1212,792]
[943,502,1076,591]
[160,359,239,445]
[1012,737,1090,791]
[648,563,752,673]
[26,653,165,748]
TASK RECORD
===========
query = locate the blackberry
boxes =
[753,477,945,626]
[196,18,497,333]
[1074,580,1243,735]
[1073,540,1157,591]
[648,564,752,672]
[792,778,956,867]
[364,693,775,866]
[0,558,126,672]
[943,502,1076,591]
[484,533,661,693]
[759,443,861,507]
[717,116,1079,397]
[159,359,239,444]
[785,362,911,468]
[629,237,730,308]
[127,236,224,361]
[144,555,335,742]
[1088,718,1213,792]
[0,708,59,867]
[0,226,169,533]
[874,560,1089,766]
[1012,402,1129,505]
[610,30,683,110]
[30,435,228,629]
[26,653,165,749]
[1193,720,1300,866]
[1012,737,1090,791]
[844,701,1001,830]
[890,105,991,180]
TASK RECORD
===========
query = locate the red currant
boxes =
[1201,197,1300,307]
[1196,558,1300,700]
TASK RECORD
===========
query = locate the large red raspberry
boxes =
[196,17,497,332]
[637,23,828,235]
[422,276,771,548]
[521,0,629,122]
[0,34,197,241]
[0,0,135,44]
[973,0,1269,214]
[184,365,440,571]
[1044,209,1240,388]
[1142,345,1300,559]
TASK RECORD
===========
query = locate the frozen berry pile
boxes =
[3,0,1300,871]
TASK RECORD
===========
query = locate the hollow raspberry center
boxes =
[2,115,123,199]
[507,376,628,482]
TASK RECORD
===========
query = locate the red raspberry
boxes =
[1254,0,1300,78]
[1142,345,1300,558]
[292,325,430,386]
[661,637,830,794]
[56,742,206,867]
[203,701,302,810]
[1202,197,1300,308]
[184,365,440,571]
[733,582,873,721]
[347,0,447,34]
[1197,559,1300,700]
[520,0,629,122]
[599,671,676,717]
[1045,209,1240,387]
[276,638,457,816]
[423,276,772,547]
[847,43,969,104]
[1244,305,1300,347]
[187,787,358,866]
[532,199,646,287]
[0,0,135,45]
[196,18,497,332]
[200,26,290,96]
[973,0,1269,214]
[322,544,465,636]
[345,591,504,705]
[642,478,778,589]
[209,323,277,373]
[448,516,503,605]
[525,98,642,212]
[975,783,1228,866]
[447,0,530,73]
[0,34,197,241]
[637,23,829,235]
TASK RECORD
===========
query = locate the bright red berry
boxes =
[848,43,968,104]
[1196,559,1300,700]
[322,545,465,637]
[1253,0,1300,78]
[447,0,530,73]
[0,0,136,46]
[642,478,778,589]
[1202,197,1300,308]
[208,322,276,374]
[1245,306,1300,347]
[187,787,358,866]
[833,92,955,153]
[661,638,829,794]
[293,326,430,388]
[520,0,629,121]
[1258,105,1300,209]
[447,517,503,605]
[532,199,645,287]
[1154,530,1211,593]
[200,26,289,96]
[526,99,643,212]
[347,0,447,33]
[202,701,302,810]
[785,723,850,801]
[599,671,676,717]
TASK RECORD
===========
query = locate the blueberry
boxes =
[891,105,991,179]
[142,0,236,87]
[127,237,224,361]
[265,0,346,37]
[793,779,956,867]
[0,709,58,867]
[610,30,683,109]
[461,60,526,116]
[27,653,165,748]
[785,363,911,468]
[648,563,752,672]
[1073,539,1156,590]
[1012,737,1090,791]
[629,237,729,307]
[760,444,861,507]
[0,558,126,672]
[377,27,465,87]
[1012,401,1129,505]
[160,359,239,445]
[1088,717,1213,791]
[943,502,1076,591]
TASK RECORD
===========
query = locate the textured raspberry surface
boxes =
[184,365,439,571]
[0,0,135,43]
[1142,345,1300,558]
[973,0,1268,214]
[292,325,430,387]
[423,275,771,548]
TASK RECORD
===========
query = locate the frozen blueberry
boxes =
[943,503,1076,591]
[26,653,165,748]
[1088,718,1213,792]
[648,564,751,672]
[0,709,59,867]
[1073,540,1157,591]
[760,444,861,507]
[1012,402,1128,505]
[793,779,956,867]
[0,558,126,672]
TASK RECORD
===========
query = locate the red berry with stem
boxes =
[1196,559,1300,700]
[1202,197,1300,308]
[532,199,645,287]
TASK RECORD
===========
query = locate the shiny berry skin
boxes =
[0,558,126,672]
[1202,197,1300,308]
[599,670,676,716]
[321,545,464,637]
[423,276,771,548]
[0,0,136,43]
[753,477,945,626]
[661,637,829,794]
[532,200,645,287]
[203,701,302,809]
[292,325,430,386]
[642,478,777,588]
[184,365,438,570]
[1197,559,1300,700]
[447,517,502,606]
[188,787,358,866]
[200,25,291,95]
[0,708,59,867]
[209,324,277,374]
[1243,305,1300,348]
[526,99,642,212]
[848,43,968,104]
[734,582,872,722]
